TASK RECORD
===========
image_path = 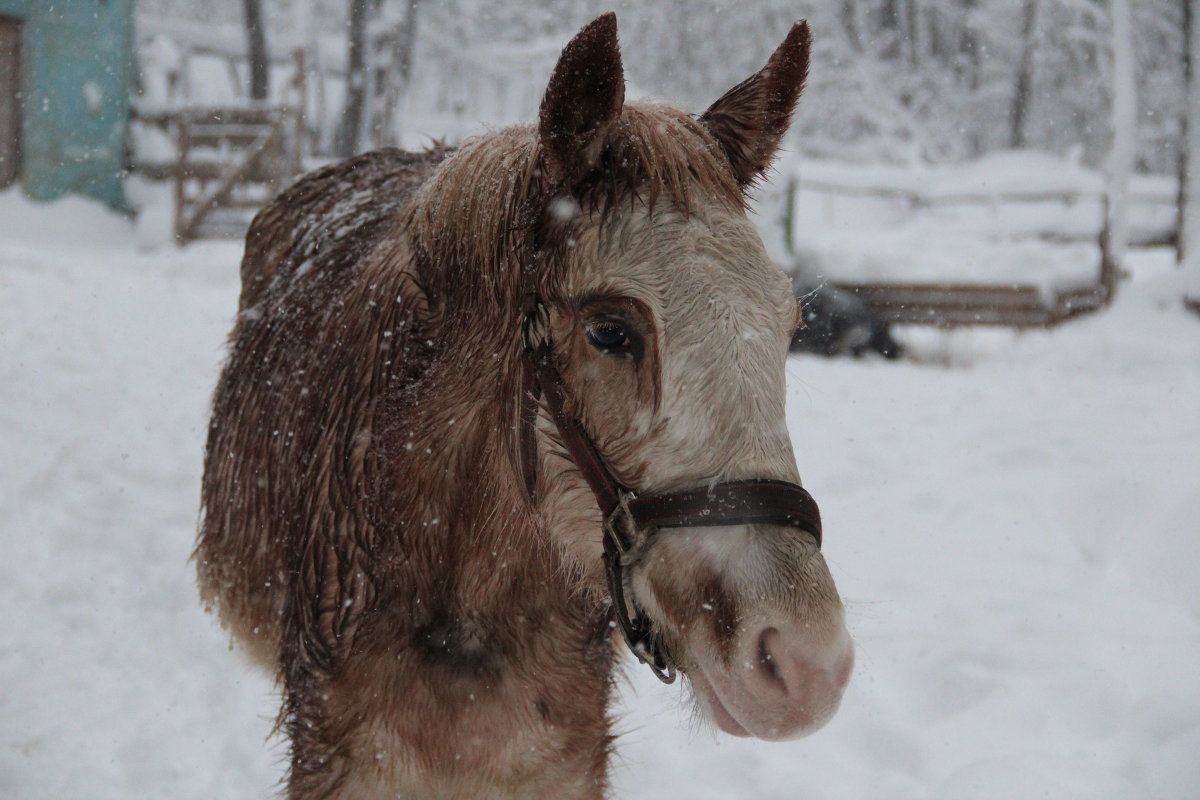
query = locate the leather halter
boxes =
[519,302,823,683]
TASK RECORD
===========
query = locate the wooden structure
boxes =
[0,15,19,190]
[829,281,1108,329]
[131,48,307,242]
[0,0,135,208]
[170,105,302,241]
[776,174,1168,329]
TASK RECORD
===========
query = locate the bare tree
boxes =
[841,0,862,52]
[369,0,425,148]
[1010,0,1039,149]
[879,0,903,61]
[303,0,1188,172]
[335,0,370,158]
[243,0,269,101]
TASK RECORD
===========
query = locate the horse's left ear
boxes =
[539,13,625,187]
[700,20,811,187]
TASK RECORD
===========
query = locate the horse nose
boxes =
[743,620,853,740]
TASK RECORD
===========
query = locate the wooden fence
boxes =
[828,281,1108,329]
[171,104,303,241]
[780,174,1177,328]
[133,50,307,242]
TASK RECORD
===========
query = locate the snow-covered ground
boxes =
[1,189,1198,799]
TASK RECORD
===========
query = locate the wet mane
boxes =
[403,103,746,315]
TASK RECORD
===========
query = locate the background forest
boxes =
[137,0,1189,172]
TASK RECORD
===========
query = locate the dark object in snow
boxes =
[197,14,851,799]
[791,278,904,359]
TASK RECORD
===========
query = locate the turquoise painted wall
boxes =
[0,0,134,209]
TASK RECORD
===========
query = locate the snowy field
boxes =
[1,189,1198,799]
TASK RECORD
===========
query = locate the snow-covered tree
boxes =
[135,0,1190,176]
[333,0,369,158]
[1009,0,1039,149]
[366,0,423,148]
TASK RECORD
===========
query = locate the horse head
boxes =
[525,14,853,741]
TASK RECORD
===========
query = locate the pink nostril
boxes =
[753,625,854,698]
[700,622,853,740]
[756,627,788,692]
[755,626,814,699]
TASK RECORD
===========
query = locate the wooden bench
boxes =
[830,281,1108,329]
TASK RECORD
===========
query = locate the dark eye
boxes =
[586,320,632,353]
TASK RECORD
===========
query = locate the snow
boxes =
[2,191,1198,799]
[757,153,1177,294]
[788,152,1099,197]
[0,190,136,250]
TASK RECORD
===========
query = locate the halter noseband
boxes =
[519,300,823,683]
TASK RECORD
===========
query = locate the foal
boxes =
[197,14,851,799]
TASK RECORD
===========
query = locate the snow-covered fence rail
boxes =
[770,156,1168,328]
[789,177,1177,247]
[800,179,1174,210]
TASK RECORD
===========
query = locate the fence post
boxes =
[781,173,797,259]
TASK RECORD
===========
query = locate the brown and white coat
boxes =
[197,14,851,799]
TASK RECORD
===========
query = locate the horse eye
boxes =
[586,321,631,353]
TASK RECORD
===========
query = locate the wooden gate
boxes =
[0,17,21,189]
[171,106,302,241]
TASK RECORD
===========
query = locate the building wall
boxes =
[0,0,133,209]
[0,15,21,189]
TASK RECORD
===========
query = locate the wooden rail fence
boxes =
[778,174,1162,328]
[828,281,1108,329]
[171,105,301,241]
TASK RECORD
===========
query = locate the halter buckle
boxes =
[602,494,676,684]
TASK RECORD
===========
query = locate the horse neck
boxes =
[341,324,617,798]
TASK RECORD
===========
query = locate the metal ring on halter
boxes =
[602,504,676,683]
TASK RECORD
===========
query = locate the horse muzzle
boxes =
[603,479,824,683]
[689,609,854,740]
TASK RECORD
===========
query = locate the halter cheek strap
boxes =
[519,301,823,683]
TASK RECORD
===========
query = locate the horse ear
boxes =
[539,13,625,186]
[700,20,811,187]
